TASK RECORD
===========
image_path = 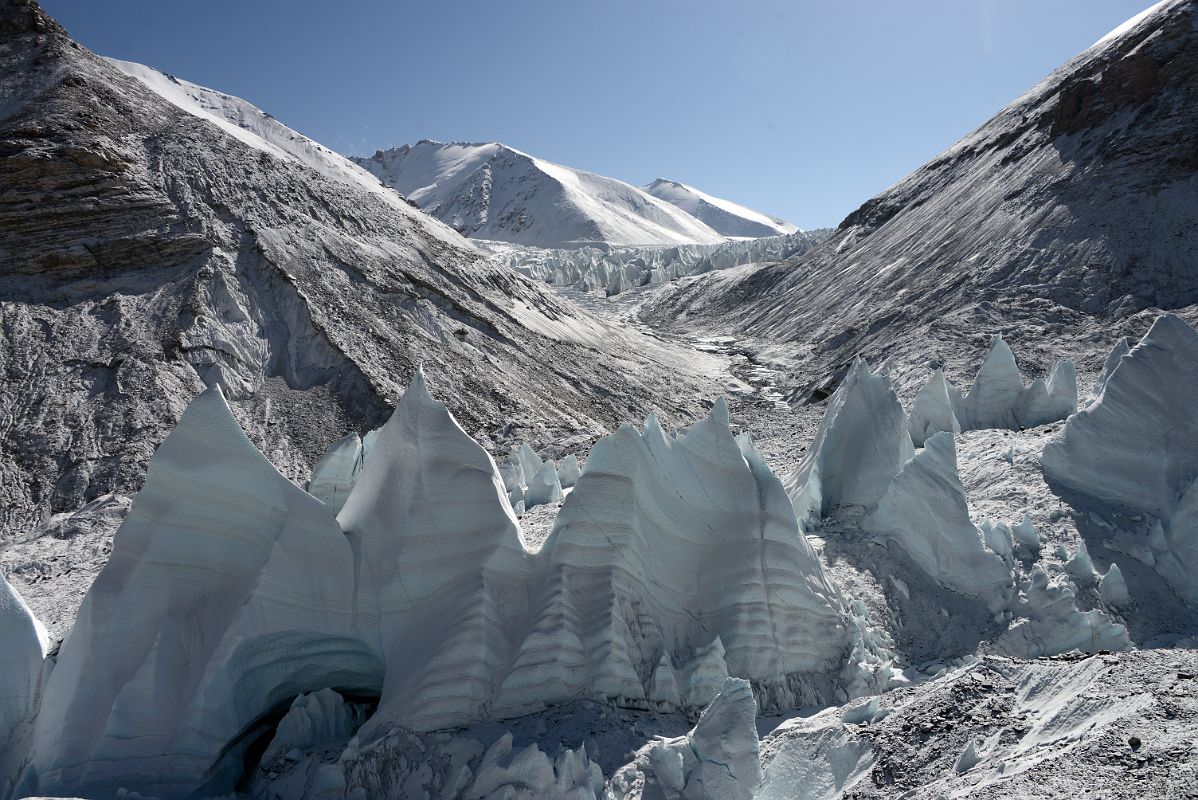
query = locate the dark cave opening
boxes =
[191,688,381,800]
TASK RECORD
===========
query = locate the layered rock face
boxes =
[0,0,709,544]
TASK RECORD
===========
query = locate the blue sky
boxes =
[42,0,1151,229]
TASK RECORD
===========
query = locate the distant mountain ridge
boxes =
[353,140,796,249]
[353,140,723,248]
[643,177,798,238]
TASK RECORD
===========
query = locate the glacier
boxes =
[6,373,851,798]
[483,229,828,297]
[5,316,1198,798]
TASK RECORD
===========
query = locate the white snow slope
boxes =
[353,140,727,248]
[107,59,464,242]
[643,178,798,238]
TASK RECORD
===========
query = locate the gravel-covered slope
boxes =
[0,0,714,543]
[760,648,1198,799]
[644,0,1198,399]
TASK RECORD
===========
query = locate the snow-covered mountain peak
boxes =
[643,177,799,238]
[353,139,728,248]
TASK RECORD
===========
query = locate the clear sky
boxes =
[41,0,1152,230]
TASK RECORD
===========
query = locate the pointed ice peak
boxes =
[691,675,756,743]
[643,410,665,439]
[336,365,525,570]
[558,454,581,489]
[866,431,1013,606]
[525,460,563,507]
[1015,359,1077,428]
[710,395,730,427]
[1043,313,1198,607]
[1100,563,1131,606]
[406,364,433,403]
[649,654,682,709]
[980,335,1018,374]
[1066,540,1096,583]
[908,368,962,447]
[1011,514,1040,552]
[955,740,982,773]
[684,637,731,708]
[788,357,913,521]
[1136,311,1198,355]
[1089,336,1130,404]
[155,384,292,487]
[1046,359,1077,399]
[515,443,545,476]
[610,676,761,800]
[963,335,1025,429]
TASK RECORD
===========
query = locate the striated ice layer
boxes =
[338,369,532,735]
[1042,313,1198,608]
[27,385,364,799]
[18,376,850,798]
[0,574,48,791]
[865,432,1013,607]
[495,400,850,718]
